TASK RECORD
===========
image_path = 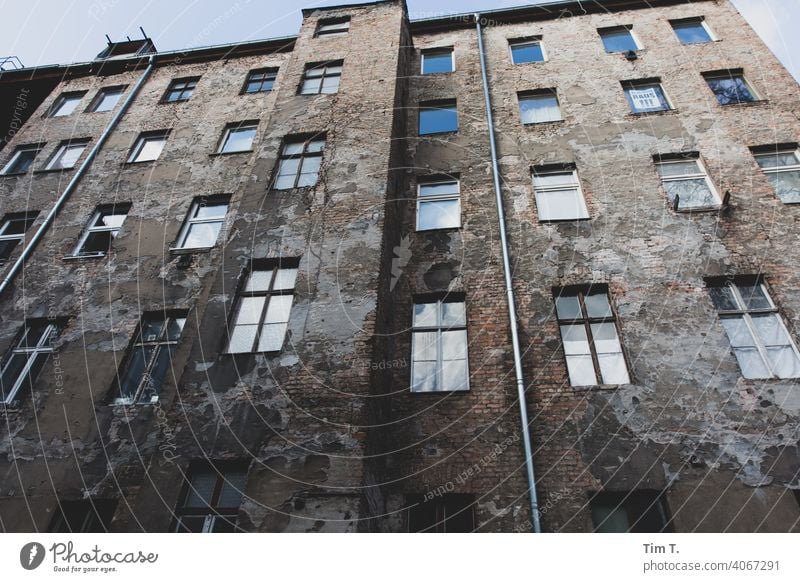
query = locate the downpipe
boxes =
[474,14,542,533]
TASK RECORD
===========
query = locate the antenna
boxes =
[139,26,148,39]
[105,34,112,44]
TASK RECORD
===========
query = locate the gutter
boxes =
[0,54,156,297]
[474,14,542,533]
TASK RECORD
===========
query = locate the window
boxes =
[273,135,325,189]
[419,100,458,135]
[671,17,714,44]
[0,213,37,265]
[127,131,168,163]
[226,261,298,354]
[590,491,671,533]
[622,79,672,113]
[411,297,469,392]
[114,313,186,405]
[752,145,800,204]
[655,155,720,210]
[1,144,43,175]
[407,494,475,532]
[173,196,229,250]
[703,70,758,105]
[421,47,454,74]
[242,68,277,93]
[417,178,461,231]
[598,26,640,53]
[316,17,350,37]
[509,38,545,64]
[519,90,562,124]
[300,61,342,95]
[72,204,129,257]
[88,86,125,112]
[45,140,88,170]
[0,321,60,405]
[217,122,257,154]
[532,167,589,221]
[708,277,800,380]
[47,91,86,117]
[163,77,199,103]
[48,500,117,533]
[174,464,247,533]
[554,286,629,387]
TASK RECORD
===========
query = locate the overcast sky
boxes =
[0,0,797,82]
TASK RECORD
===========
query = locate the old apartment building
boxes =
[0,0,799,533]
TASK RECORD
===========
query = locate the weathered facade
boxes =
[0,0,798,533]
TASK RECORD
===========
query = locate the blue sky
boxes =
[0,0,797,82]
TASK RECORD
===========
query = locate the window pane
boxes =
[736,283,771,310]
[720,317,756,347]
[298,156,321,186]
[419,106,458,135]
[520,95,561,123]
[0,353,30,402]
[412,331,437,362]
[441,358,468,391]
[591,323,622,354]
[555,295,581,320]
[706,76,756,105]
[419,181,458,197]
[3,149,38,174]
[625,85,670,113]
[585,292,612,318]
[264,295,293,324]
[166,318,186,341]
[96,212,127,229]
[134,138,165,162]
[275,162,299,189]
[533,172,576,188]
[767,171,800,204]
[218,473,247,508]
[418,199,461,230]
[94,90,123,112]
[320,76,340,94]
[413,303,438,327]
[228,324,257,353]
[754,152,799,169]
[182,221,222,248]
[80,231,113,255]
[258,322,287,352]
[235,297,266,325]
[766,346,800,379]
[664,178,717,209]
[140,345,173,403]
[732,347,771,379]
[566,355,597,386]
[442,302,466,327]
[273,268,298,290]
[511,42,544,64]
[245,270,273,292]
[673,21,712,44]
[185,473,217,508]
[195,203,228,219]
[750,314,791,347]
[307,140,325,153]
[52,95,81,116]
[412,360,437,392]
[561,324,591,355]
[221,127,255,152]
[141,319,164,342]
[118,346,151,401]
[535,188,588,220]
[709,286,738,311]
[656,160,701,177]
[422,50,453,74]
[598,353,630,384]
[442,329,467,360]
[601,29,637,52]
[301,78,322,95]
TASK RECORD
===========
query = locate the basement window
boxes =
[532,167,588,221]
[88,86,126,112]
[173,196,230,250]
[114,313,186,405]
[421,47,454,74]
[407,494,475,532]
[226,259,298,354]
[242,68,277,93]
[554,285,630,387]
[174,463,247,533]
[273,135,325,189]
[163,77,199,103]
[300,61,343,95]
[0,320,61,405]
[0,212,37,266]
[417,178,461,231]
[655,154,720,210]
[509,38,545,64]
[703,69,759,105]
[598,25,640,53]
[519,89,562,124]
[316,17,350,37]
[419,100,458,135]
[590,491,671,532]
[72,204,130,257]
[752,145,800,204]
[47,91,86,117]
[1,144,43,175]
[128,131,169,163]
[708,276,800,379]
[45,140,89,170]
[622,79,672,113]
[48,499,117,533]
[217,122,257,153]
[671,17,714,44]
[411,296,469,392]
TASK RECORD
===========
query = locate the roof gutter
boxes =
[0,54,156,297]
[474,13,541,533]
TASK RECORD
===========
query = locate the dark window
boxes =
[226,260,299,354]
[407,494,475,532]
[72,204,129,257]
[1,144,43,175]
[273,135,325,189]
[243,68,277,93]
[0,212,37,265]
[703,70,758,105]
[510,38,545,64]
[174,463,247,532]
[316,17,350,37]
[419,100,458,135]
[300,61,342,95]
[590,491,671,533]
[163,77,199,103]
[88,86,126,112]
[598,26,639,53]
[0,321,60,405]
[671,17,714,44]
[622,79,672,113]
[554,285,630,387]
[114,313,186,405]
[421,47,454,74]
[48,499,117,532]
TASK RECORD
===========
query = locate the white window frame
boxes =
[599,25,642,53]
[72,205,129,257]
[518,91,562,124]
[416,179,462,231]
[127,132,168,163]
[1,145,42,175]
[172,197,229,251]
[0,322,59,405]
[753,147,800,204]
[45,141,87,170]
[532,169,590,221]
[623,81,673,113]
[421,47,455,74]
[509,39,547,64]
[48,92,85,117]
[0,213,36,264]
[410,298,470,393]
[656,157,721,211]
[217,123,257,154]
[671,17,716,44]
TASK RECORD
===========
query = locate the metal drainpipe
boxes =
[0,54,156,296]
[474,14,542,533]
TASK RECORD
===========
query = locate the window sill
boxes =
[571,383,631,392]
[674,205,723,214]
[539,217,591,224]
[33,167,75,174]
[209,150,254,157]
[418,130,459,138]
[239,90,273,96]
[627,109,678,118]
[0,171,29,177]
[111,399,160,407]
[221,349,283,356]
[718,99,769,108]
[63,253,107,261]
[169,246,213,255]
[123,160,159,166]
[420,71,455,76]
[522,119,565,127]
[417,226,462,233]
[409,388,470,395]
